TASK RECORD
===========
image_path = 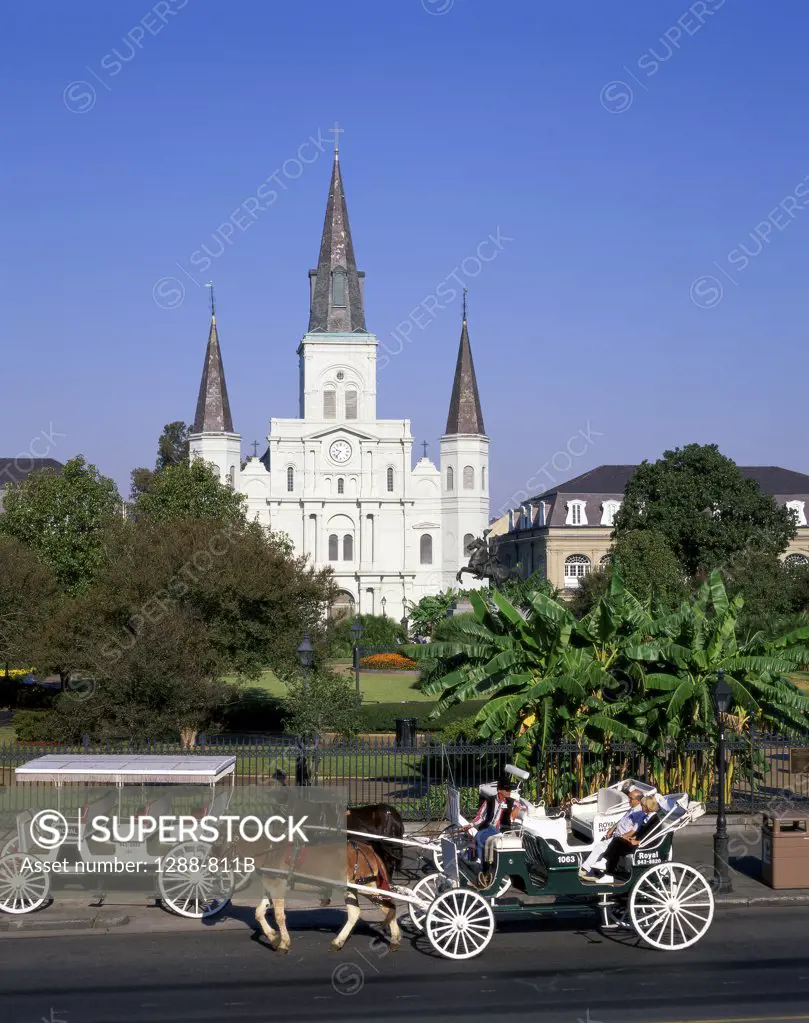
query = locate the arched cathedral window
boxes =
[323,390,336,419]
[287,466,294,492]
[337,478,344,494]
[343,534,353,561]
[328,534,339,561]
[386,467,394,492]
[345,390,358,420]
[420,534,433,565]
[463,465,474,489]
[447,466,454,491]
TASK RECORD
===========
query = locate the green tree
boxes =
[129,421,192,501]
[327,613,406,658]
[134,459,247,525]
[572,531,686,617]
[49,515,332,742]
[414,567,809,776]
[0,538,59,674]
[0,456,121,594]
[156,421,191,471]
[615,444,796,577]
[281,667,362,740]
[406,588,458,637]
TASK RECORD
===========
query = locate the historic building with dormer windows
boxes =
[188,145,489,618]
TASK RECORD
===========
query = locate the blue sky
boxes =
[3,0,808,516]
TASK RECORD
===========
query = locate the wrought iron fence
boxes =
[4,735,809,817]
[0,737,513,821]
[537,735,809,812]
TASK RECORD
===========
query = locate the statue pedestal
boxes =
[449,597,474,617]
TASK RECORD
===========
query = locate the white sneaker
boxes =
[597,874,615,884]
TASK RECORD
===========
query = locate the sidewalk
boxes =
[3,821,807,936]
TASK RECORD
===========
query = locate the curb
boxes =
[0,909,129,933]
[717,893,809,908]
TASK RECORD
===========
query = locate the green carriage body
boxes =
[457,828,675,910]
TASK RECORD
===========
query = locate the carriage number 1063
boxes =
[156,857,255,873]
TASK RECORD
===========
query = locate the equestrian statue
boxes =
[456,530,512,586]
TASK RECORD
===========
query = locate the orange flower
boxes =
[358,653,418,671]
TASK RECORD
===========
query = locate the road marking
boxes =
[658,1016,809,1023]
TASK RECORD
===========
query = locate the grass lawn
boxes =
[792,671,809,694]
[234,666,432,703]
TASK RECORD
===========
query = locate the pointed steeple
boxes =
[308,140,367,333]
[193,287,234,433]
[445,292,485,435]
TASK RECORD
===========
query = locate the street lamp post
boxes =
[296,632,315,696]
[712,670,733,894]
[351,616,364,699]
[295,632,315,787]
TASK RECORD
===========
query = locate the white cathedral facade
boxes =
[189,147,489,619]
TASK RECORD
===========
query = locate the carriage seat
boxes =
[483,830,523,863]
[596,787,627,814]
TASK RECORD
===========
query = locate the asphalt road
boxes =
[2,906,809,1023]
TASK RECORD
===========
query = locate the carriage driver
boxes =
[462,775,521,866]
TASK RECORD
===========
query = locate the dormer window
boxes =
[332,270,347,307]
[787,500,807,527]
[566,500,587,526]
[601,500,621,527]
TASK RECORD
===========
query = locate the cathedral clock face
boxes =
[329,439,352,464]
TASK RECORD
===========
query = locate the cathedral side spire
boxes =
[193,289,234,433]
[308,136,367,333]
[445,292,485,435]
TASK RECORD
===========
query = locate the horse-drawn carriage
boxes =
[343,765,715,959]
[0,754,239,919]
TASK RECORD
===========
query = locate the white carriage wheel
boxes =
[432,825,467,871]
[0,854,50,915]
[629,862,714,951]
[0,833,20,858]
[424,888,495,960]
[408,873,444,931]
[158,842,234,919]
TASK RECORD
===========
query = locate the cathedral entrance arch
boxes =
[330,589,356,620]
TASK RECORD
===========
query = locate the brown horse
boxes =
[231,832,401,954]
[346,804,405,876]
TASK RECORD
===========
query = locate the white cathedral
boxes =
[189,146,490,619]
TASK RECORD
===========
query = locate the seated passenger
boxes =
[591,795,660,883]
[462,776,520,867]
[578,788,645,881]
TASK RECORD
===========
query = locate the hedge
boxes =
[357,701,485,733]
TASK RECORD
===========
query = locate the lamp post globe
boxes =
[711,669,733,894]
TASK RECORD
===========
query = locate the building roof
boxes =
[0,458,64,489]
[444,306,485,435]
[307,149,367,334]
[509,463,809,531]
[192,311,234,434]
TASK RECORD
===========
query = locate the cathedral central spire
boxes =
[445,291,485,435]
[193,291,234,434]
[308,143,367,333]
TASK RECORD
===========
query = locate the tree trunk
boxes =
[180,726,197,749]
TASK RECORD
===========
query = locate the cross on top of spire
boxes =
[331,121,344,156]
[462,287,468,323]
[251,440,259,457]
[422,441,429,458]
[206,281,216,321]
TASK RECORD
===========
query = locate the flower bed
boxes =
[358,652,418,671]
